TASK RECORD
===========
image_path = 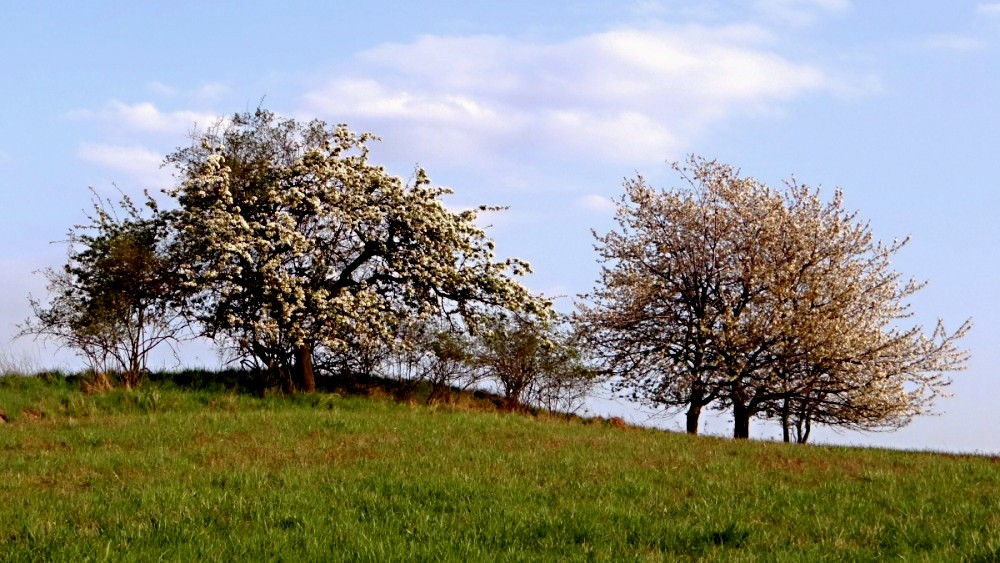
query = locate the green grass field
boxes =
[1,373,998,561]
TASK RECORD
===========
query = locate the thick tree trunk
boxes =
[732,401,751,439]
[293,343,316,392]
[685,403,701,434]
[685,383,707,434]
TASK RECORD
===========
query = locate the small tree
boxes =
[475,313,597,413]
[382,319,482,404]
[315,332,389,382]
[165,109,544,391]
[577,157,970,439]
[21,191,184,387]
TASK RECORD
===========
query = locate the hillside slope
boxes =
[1,375,998,561]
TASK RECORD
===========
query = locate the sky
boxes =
[1,1,998,453]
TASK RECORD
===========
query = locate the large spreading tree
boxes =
[165,109,544,391]
[577,157,970,440]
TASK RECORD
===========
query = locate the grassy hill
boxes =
[1,373,998,561]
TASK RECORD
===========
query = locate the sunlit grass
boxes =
[1,373,998,561]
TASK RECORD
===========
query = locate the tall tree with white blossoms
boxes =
[165,109,545,391]
[577,157,970,440]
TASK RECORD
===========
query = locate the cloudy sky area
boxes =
[2,1,998,452]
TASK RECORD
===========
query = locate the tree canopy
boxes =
[21,191,184,387]
[576,157,970,440]
[165,109,545,391]
[474,312,597,413]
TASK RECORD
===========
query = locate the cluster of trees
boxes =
[381,313,594,412]
[22,109,594,411]
[22,111,970,441]
[575,158,970,441]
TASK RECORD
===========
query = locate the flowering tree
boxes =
[577,157,970,440]
[165,109,544,391]
[21,191,184,387]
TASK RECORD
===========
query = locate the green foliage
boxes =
[20,190,184,388]
[1,376,997,560]
[379,318,483,404]
[475,313,598,413]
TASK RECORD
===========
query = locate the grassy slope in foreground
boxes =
[0,375,998,562]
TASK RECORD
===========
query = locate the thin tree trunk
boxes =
[781,398,791,443]
[293,344,316,392]
[797,413,811,444]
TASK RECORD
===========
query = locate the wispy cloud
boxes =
[754,0,851,25]
[302,25,842,167]
[627,0,734,21]
[575,194,617,213]
[977,3,1000,16]
[631,0,668,18]
[923,34,988,52]
[70,100,220,136]
[194,82,230,100]
[77,143,174,189]
[147,81,178,97]
[146,81,231,101]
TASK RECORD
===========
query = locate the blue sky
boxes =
[1,1,997,452]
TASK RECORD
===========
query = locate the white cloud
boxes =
[71,100,220,136]
[194,82,230,100]
[302,26,839,167]
[628,0,733,21]
[147,81,230,101]
[977,3,1000,16]
[78,143,160,170]
[754,0,851,25]
[575,194,618,213]
[924,34,987,52]
[77,143,174,188]
[147,81,178,97]
[632,0,668,17]
[309,78,518,132]
[0,150,10,166]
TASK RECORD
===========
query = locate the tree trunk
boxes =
[796,414,811,444]
[685,403,701,434]
[293,343,316,393]
[781,398,791,443]
[732,401,751,439]
[686,384,705,434]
